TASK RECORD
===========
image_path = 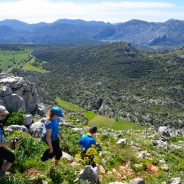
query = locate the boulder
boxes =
[6,125,28,133]
[169,177,181,184]
[23,114,33,126]
[23,91,37,113]
[138,151,151,159]
[37,104,46,117]
[78,165,99,184]
[72,128,83,133]
[0,105,9,120]
[2,94,26,113]
[30,120,45,137]
[130,178,145,184]
[0,77,24,89]
[0,76,38,114]
[109,182,127,184]
[0,86,12,97]
[161,164,169,172]
[0,100,5,106]
[62,152,74,162]
[158,126,172,137]
[116,138,128,145]
[152,139,168,148]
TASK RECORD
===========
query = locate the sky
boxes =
[0,0,183,23]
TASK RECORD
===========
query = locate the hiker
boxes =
[0,106,21,176]
[41,107,64,166]
[78,126,97,164]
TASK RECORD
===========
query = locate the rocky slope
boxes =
[0,74,44,124]
[0,75,183,184]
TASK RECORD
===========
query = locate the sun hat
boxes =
[51,107,64,117]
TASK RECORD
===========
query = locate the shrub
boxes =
[0,176,24,184]
[60,126,81,155]
[6,110,24,125]
[8,131,46,173]
[47,166,76,184]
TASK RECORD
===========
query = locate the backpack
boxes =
[41,126,47,142]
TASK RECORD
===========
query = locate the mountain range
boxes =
[0,19,184,47]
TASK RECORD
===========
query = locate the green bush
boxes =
[47,166,76,184]
[9,131,46,173]
[60,126,81,155]
[0,176,24,184]
[6,110,24,125]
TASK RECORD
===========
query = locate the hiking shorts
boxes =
[41,138,62,161]
[0,147,15,163]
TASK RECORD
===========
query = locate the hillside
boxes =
[0,75,184,184]
[0,19,184,48]
[5,42,183,128]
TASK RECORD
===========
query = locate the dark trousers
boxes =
[0,147,15,166]
[41,138,62,161]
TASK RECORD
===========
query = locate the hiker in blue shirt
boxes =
[41,107,64,166]
[79,126,97,159]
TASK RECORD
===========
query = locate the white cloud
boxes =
[0,0,182,23]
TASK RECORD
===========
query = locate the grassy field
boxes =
[56,97,146,130]
[23,57,48,73]
[0,49,30,71]
[89,115,146,130]
[55,97,86,112]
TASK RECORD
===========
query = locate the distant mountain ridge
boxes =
[0,19,184,47]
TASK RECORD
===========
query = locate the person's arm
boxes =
[46,129,53,153]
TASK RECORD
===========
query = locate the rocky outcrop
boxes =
[169,177,181,184]
[158,126,172,137]
[29,119,46,137]
[130,178,145,184]
[0,75,43,115]
[78,165,99,184]
[6,125,28,133]
[0,105,9,120]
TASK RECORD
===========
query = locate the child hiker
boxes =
[41,107,63,166]
[78,126,97,165]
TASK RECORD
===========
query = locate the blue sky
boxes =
[0,0,183,23]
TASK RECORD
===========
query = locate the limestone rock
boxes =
[0,100,5,106]
[23,91,37,113]
[158,126,172,137]
[29,119,46,137]
[6,125,28,133]
[130,178,145,184]
[0,76,38,114]
[0,105,9,120]
[169,177,181,184]
[37,104,46,117]
[109,182,127,184]
[23,114,33,126]
[0,77,24,89]
[161,164,169,172]
[2,94,26,113]
[117,138,128,145]
[62,152,74,162]
[0,86,12,97]
[78,165,99,184]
